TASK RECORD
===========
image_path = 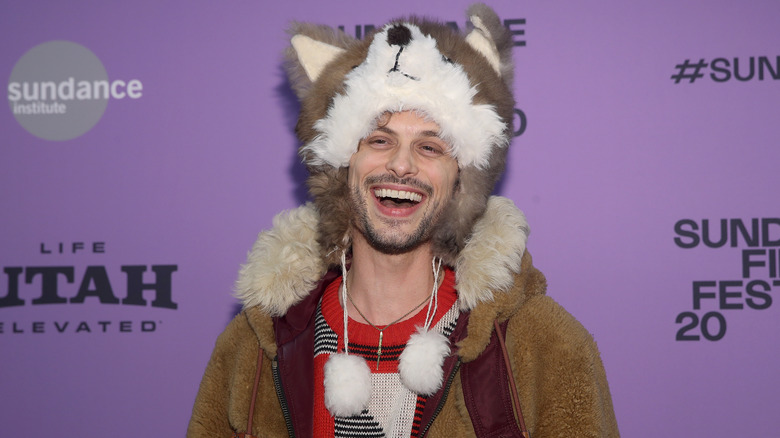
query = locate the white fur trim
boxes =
[301,22,507,170]
[324,353,372,417]
[235,197,527,314]
[398,327,450,395]
[291,34,346,82]
[455,197,528,310]
[234,204,326,315]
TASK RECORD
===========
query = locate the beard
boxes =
[349,175,445,254]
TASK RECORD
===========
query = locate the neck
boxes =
[345,232,436,326]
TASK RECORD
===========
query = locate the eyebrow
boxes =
[375,126,442,139]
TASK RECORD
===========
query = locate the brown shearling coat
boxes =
[187,197,619,437]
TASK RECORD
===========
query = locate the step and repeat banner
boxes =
[1,1,778,437]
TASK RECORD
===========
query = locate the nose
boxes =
[387,25,412,47]
[386,144,417,178]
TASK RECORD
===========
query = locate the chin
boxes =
[362,220,433,255]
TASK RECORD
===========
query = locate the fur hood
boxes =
[236,196,535,318]
[284,4,517,268]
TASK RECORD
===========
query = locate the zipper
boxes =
[419,358,461,438]
[271,357,296,437]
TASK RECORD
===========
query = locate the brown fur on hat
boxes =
[284,3,516,267]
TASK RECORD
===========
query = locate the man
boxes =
[188,4,619,437]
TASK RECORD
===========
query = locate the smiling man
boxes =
[349,111,458,255]
[188,4,618,438]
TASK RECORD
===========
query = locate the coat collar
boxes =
[235,196,530,316]
[237,195,546,362]
[235,196,532,316]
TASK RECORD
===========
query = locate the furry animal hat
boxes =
[285,3,515,267]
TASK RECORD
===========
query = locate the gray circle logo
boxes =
[8,41,109,141]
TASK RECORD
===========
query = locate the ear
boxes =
[465,3,514,83]
[291,35,346,83]
[284,22,353,100]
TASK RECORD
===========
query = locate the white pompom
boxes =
[324,353,372,417]
[398,327,450,395]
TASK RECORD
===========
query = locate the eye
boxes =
[418,142,446,156]
[363,134,393,149]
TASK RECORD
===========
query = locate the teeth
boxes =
[373,188,422,202]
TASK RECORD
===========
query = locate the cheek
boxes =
[347,154,362,186]
[436,163,460,195]
[347,164,357,186]
[348,152,385,184]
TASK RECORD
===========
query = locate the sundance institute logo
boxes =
[7,40,143,141]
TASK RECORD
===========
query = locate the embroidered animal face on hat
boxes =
[285,3,516,266]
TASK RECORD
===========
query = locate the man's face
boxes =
[348,111,459,254]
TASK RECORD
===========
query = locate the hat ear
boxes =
[291,35,346,83]
[284,23,353,100]
[465,3,514,85]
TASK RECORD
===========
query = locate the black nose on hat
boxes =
[387,24,412,46]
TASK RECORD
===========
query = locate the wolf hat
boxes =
[285,3,516,267]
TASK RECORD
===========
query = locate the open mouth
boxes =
[373,188,423,208]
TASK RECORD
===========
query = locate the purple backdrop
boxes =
[2,1,778,437]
